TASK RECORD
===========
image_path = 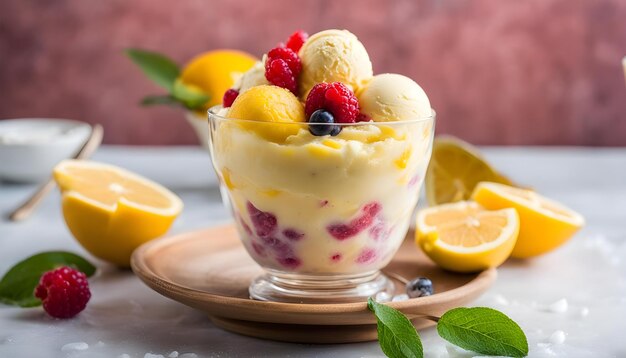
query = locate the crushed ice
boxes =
[375,291,392,302]
[492,294,509,306]
[579,307,590,317]
[549,330,567,345]
[546,298,568,313]
[392,294,409,302]
[61,342,89,351]
[583,234,623,266]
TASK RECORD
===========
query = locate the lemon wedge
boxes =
[53,160,183,267]
[425,136,512,205]
[472,182,584,258]
[416,201,519,272]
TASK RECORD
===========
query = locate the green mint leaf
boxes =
[368,297,423,358]
[125,48,180,91]
[171,79,210,110]
[437,307,528,357]
[140,95,182,108]
[0,252,96,307]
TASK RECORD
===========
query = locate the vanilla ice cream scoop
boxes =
[357,73,431,122]
[298,29,373,98]
[233,57,270,93]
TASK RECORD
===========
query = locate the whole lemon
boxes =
[180,50,257,110]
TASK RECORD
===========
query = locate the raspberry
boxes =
[327,202,382,240]
[356,113,371,122]
[305,82,360,123]
[247,202,277,238]
[267,47,301,75]
[283,228,304,241]
[222,89,239,107]
[356,248,377,264]
[265,58,297,94]
[277,256,301,269]
[257,234,301,269]
[265,46,301,94]
[304,83,329,118]
[285,30,309,52]
[34,266,91,319]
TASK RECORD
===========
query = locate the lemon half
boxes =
[54,160,183,267]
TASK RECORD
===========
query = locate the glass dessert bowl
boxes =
[208,107,435,303]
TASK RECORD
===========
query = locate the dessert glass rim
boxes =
[208,105,436,126]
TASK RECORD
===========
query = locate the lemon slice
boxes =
[425,136,512,206]
[472,182,584,258]
[416,201,519,272]
[54,160,183,267]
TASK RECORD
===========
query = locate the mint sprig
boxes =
[171,79,210,109]
[438,307,528,357]
[125,48,210,110]
[0,252,96,307]
[125,49,180,91]
[369,300,528,358]
[141,95,180,107]
[368,298,423,358]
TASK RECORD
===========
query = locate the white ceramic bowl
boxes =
[0,118,92,183]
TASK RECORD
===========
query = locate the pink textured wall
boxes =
[1,0,625,146]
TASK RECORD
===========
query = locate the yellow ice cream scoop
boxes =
[228,85,305,142]
[357,73,432,122]
[298,29,373,99]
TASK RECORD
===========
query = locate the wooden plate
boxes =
[131,225,496,343]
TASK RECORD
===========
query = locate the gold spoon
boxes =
[8,124,103,221]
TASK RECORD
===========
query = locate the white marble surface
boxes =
[0,146,624,358]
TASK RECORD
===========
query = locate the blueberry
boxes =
[406,277,434,298]
[308,109,341,136]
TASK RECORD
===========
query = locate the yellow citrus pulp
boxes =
[53,160,183,267]
[426,136,513,205]
[472,182,584,258]
[415,201,519,272]
[179,50,257,112]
